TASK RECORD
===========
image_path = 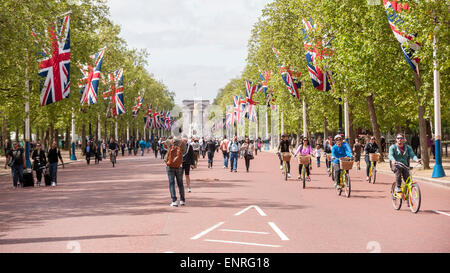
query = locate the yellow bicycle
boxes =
[391,162,422,213]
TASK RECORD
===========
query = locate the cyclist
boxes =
[388,133,421,198]
[324,136,333,173]
[331,135,353,189]
[294,138,313,181]
[108,138,119,165]
[277,134,292,178]
[364,136,380,181]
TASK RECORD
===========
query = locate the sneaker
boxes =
[170,201,178,207]
[180,201,185,206]
[366,177,369,181]
[297,176,301,180]
[287,173,291,178]
[280,165,283,170]
[188,188,191,193]
[234,170,237,173]
[51,182,56,187]
[223,166,226,169]
[307,176,311,182]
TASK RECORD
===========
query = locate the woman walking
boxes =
[32,143,47,187]
[182,137,194,193]
[240,137,255,172]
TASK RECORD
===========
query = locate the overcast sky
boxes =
[107,0,271,104]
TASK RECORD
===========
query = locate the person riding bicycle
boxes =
[324,136,333,172]
[331,135,353,189]
[388,133,421,198]
[364,136,380,182]
[108,138,119,163]
[294,138,313,181]
[277,134,292,178]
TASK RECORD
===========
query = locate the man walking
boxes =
[47,141,64,187]
[220,136,230,169]
[4,140,25,189]
[228,136,240,172]
[165,132,187,207]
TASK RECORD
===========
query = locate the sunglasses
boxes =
[397,137,404,140]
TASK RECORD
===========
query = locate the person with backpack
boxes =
[206,138,217,168]
[220,136,230,169]
[47,141,64,187]
[240,137,255,172]
[4,140,25,189]
[227,136,241,172]
[165,134,187,207]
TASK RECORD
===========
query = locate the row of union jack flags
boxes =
[34,13,127,118]
[144,104,174,131]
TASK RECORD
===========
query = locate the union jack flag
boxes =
[233,95,246,125]
[103,68,125,116]
[226,105,234,128]
[302,18,333,92]
[133,94,144,117]
[79,49,105,105]
[258,70,271,97]
[152,109,161,129]
[34,14,71,106]
[245,81,258,122]
[383,0,420,73]
[145,105,152,128]
[272,47,302,100]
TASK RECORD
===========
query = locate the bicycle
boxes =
[109,150,117,167]
[326,154,334,181]
[390,162,422,213]
[368,153,380,184]
[335,157,353,198]
[280,152,291,181]
[298,155,311,189]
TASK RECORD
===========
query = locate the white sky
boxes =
[107,0,271,104]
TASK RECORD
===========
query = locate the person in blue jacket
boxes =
[331,134,353,189]
[139,138,146,156]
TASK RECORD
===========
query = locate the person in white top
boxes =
[314,145,322,168]
[220,136,230,169]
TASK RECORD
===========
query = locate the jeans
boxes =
[365,155,377,177]
[141,148,145,156]
[223,151,229,168]
[166,166,185,202]
[332,162,341,184]
[208,152,214,167]
[391,164,410,190]
[49,162,58,184]
[11,165,24,187]
[230,152,239,171]
[244,156,251,172]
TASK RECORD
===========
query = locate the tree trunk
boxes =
[15,127,19,141]
[65,126,70,150]
[49,123,54,143]
[323,117,328,148]
[54,129,58,147]
[2,115,7,141]
[36,127,39,142]
[366,94,384,162]
[414,72,430,169]
[103,120,107,141]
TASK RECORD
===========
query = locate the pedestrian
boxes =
[227,135,240,172]
[92,141,99,164]
[201,137,207,158]
[134,138,139,156]
[411,134,420,155]
[102,140,107,159]
[121,142,125,157]
[160,138,168,160]
[165,133,187,207]
[139,138,146,156]
[192,138,200,168]
[240,137,255,172]
[84,141,92,165]
[314,144,322,168]
[152,139,158,158]
[47,140,64,187]
[182,136,194,193]
[32,142,47,187]
[220,136,230,169]
[353,138,362,170]
[206,138,216,168]
[4,140,25,189]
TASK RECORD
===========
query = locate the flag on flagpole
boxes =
[79,49,105,105]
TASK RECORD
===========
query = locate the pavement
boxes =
[0,150,449,253]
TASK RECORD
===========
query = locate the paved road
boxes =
[0,151,449,253]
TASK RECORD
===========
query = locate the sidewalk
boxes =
[266,150,450,188]
[0,150,85,176]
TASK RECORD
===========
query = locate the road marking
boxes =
[220,229,270,235]
[234,205,267,216]
[268,222,289,241]
[191,222,225,240]
[204,239,281,248]
[163,251,175,253]
[434,210,450,217]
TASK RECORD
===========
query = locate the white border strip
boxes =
[220,229,269,235]
[204,239,281,248]
[191,222,224,240]
[268,222,289,241]
[434,210,450,217]
[234,205,267,216]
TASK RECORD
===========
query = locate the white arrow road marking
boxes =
[220,229,270,235]
[234,205,267,216]
[204,239,281,248]
[191,222,225,240]
[434,210,450,217]
[268,222,289,241]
